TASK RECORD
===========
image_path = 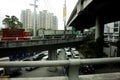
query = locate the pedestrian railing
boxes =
[0,57,120,80]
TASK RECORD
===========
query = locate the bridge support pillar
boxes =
[95,16,104,57]
[48,49,57,60]
[47,49,57,72]
[68,65,79,80]
[95,16,104,40]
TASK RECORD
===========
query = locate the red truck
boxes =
[1,28,32,41]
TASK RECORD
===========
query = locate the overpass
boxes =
[67,0,120,29]
[67,0,120,40]
[0,38,84,58]
[1,0,120,80]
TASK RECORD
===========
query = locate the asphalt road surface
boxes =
[13,49,66,78]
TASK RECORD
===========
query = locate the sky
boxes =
[0,0,78,30]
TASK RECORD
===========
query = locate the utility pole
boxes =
[30,0,38,37]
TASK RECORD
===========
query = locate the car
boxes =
[71,47,76,51]
[32,53,46,61]
[40,51,48,56]
[0,68,5,76]
[57,49,62,55]
[41,56,48,61]
[65,51,72,59]
[71,50,80,59]
[64,47,70,52]
[0,57,21,75]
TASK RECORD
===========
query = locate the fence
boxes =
[0,57,120,80]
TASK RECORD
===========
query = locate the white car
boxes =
[32,53,46,60]
[41,51,48,56]
[41,56,48,61]
[65,51,72,59]
[0,68,5,76]
[64,47,70,52]
[71,48,76,51]
[71,50,80,59]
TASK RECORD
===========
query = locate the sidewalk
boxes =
[1,72,120,80]
[94,64,120,74]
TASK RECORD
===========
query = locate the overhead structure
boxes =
[67,0,120,30]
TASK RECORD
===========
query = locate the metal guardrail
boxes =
[0,57,120,80]
[1,57,120,67]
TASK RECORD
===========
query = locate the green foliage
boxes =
[2,15,23,29]
[79,40,97,58]
[79,37,107,58]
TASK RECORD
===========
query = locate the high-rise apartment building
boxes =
[37,11,43,29]
[21,9,58,31]
[20,9,33,31]
[36,10,58,30]
[52,16,58,30]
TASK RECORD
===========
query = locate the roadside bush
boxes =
[79,37,107,58]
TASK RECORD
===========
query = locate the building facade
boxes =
[104,21,120,42]
[20,9,33,32]
[20,9,58,31]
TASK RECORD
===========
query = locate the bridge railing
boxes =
[0,38,83,48]
[0,57,120,80]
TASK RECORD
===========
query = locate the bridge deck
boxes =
[1,72,120,80]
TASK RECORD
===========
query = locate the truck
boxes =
[1,28,32,41]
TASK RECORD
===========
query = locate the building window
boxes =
[114,28,118,32]
[114,22,119,28]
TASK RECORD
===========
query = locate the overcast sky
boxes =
[0,0,78,30]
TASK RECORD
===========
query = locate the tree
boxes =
[2,15,11,28]
[2,15,23,29]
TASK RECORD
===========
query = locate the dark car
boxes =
[79,65,95,74]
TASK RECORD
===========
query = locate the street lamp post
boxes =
[33,0,36,37]
[30,0,38,37]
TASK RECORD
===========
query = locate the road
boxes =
[11,48,120,78]
[12,49,66,78]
